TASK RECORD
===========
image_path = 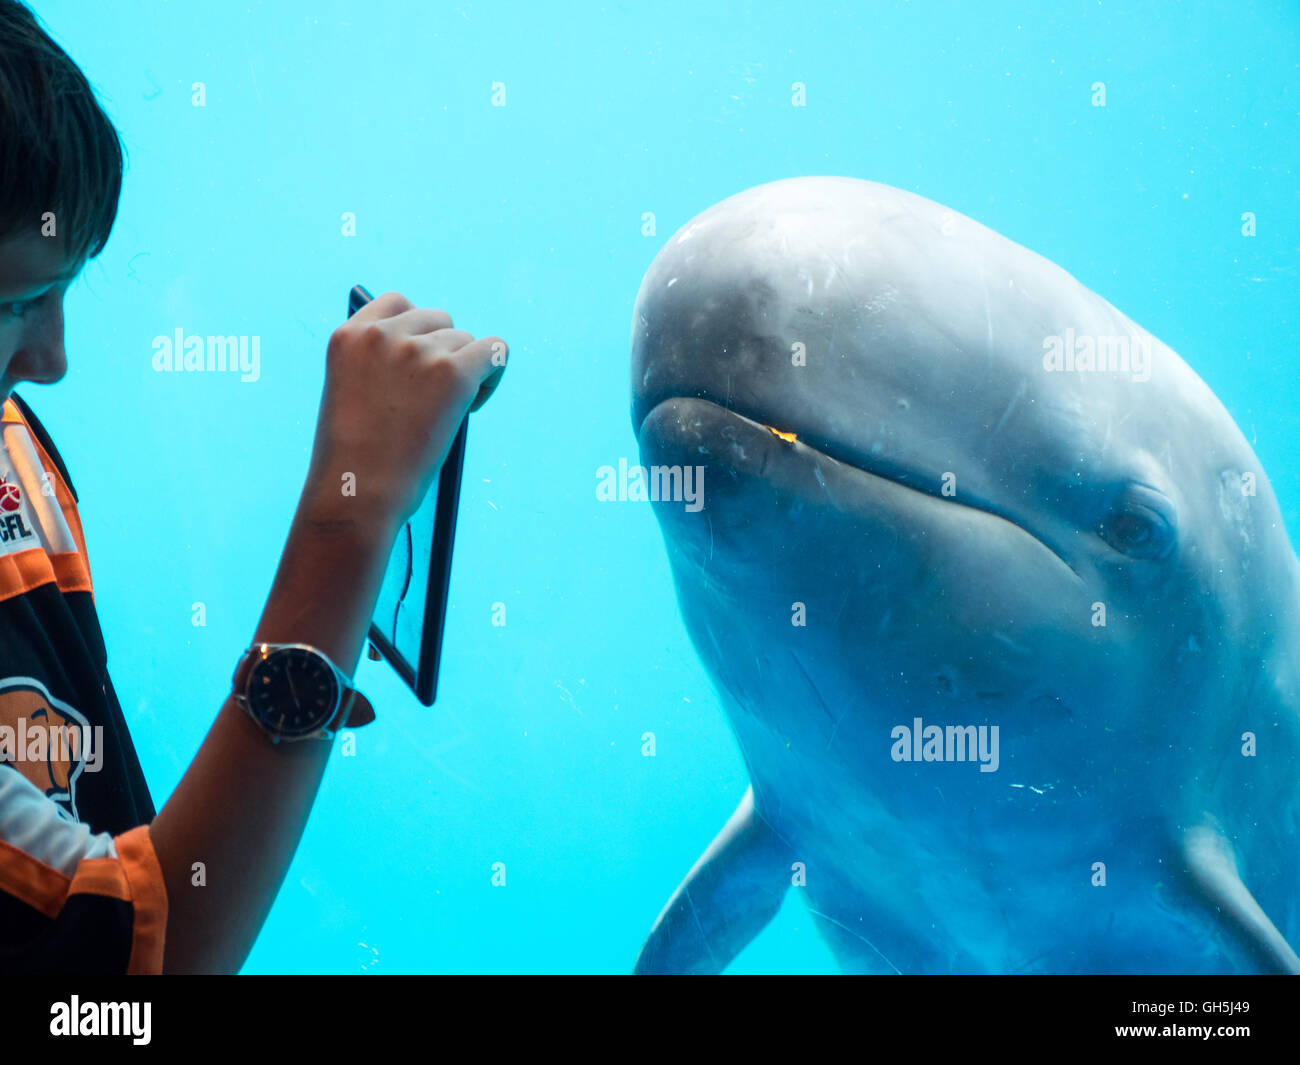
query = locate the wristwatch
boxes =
[232,642,375,743]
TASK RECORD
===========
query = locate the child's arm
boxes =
[147,480,401,974]
[148,291,506,973]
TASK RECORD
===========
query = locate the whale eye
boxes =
[1098,484,1176,560]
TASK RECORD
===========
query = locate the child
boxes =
[0,0,507,973]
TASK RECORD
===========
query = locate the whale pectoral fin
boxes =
[635,786,791,974]
[1182,822,1300,974]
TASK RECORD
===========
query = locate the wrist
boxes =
[298,472,405,544]
[256,484,402,679]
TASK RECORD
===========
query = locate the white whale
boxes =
[630,176,1300,974]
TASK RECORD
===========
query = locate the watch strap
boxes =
[338,689,376,730]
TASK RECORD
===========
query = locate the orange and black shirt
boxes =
[0,392,166,973]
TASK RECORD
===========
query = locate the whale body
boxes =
[630,176,1300,974]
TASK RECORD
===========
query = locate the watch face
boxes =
[247,647,341,739]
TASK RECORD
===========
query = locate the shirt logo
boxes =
[0,473,22,512]
[0,677,98,822]
[0,472,37,549]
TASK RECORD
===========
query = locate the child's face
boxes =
[0,230,83,404]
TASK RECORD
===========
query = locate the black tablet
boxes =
[351,284,468,706]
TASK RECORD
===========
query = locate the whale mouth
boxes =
[637,394,1083,581]
[637,393,949,506]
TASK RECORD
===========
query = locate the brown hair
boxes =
[0,0,124,264]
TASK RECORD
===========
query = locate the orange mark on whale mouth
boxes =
[766,426,797,443]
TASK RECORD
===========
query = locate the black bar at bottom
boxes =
[1,974,1287,1053]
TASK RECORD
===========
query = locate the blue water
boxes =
[29,0,1300,972]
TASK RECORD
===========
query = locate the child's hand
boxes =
[305,291,508,526]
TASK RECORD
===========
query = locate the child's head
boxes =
[0,0,124,399]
